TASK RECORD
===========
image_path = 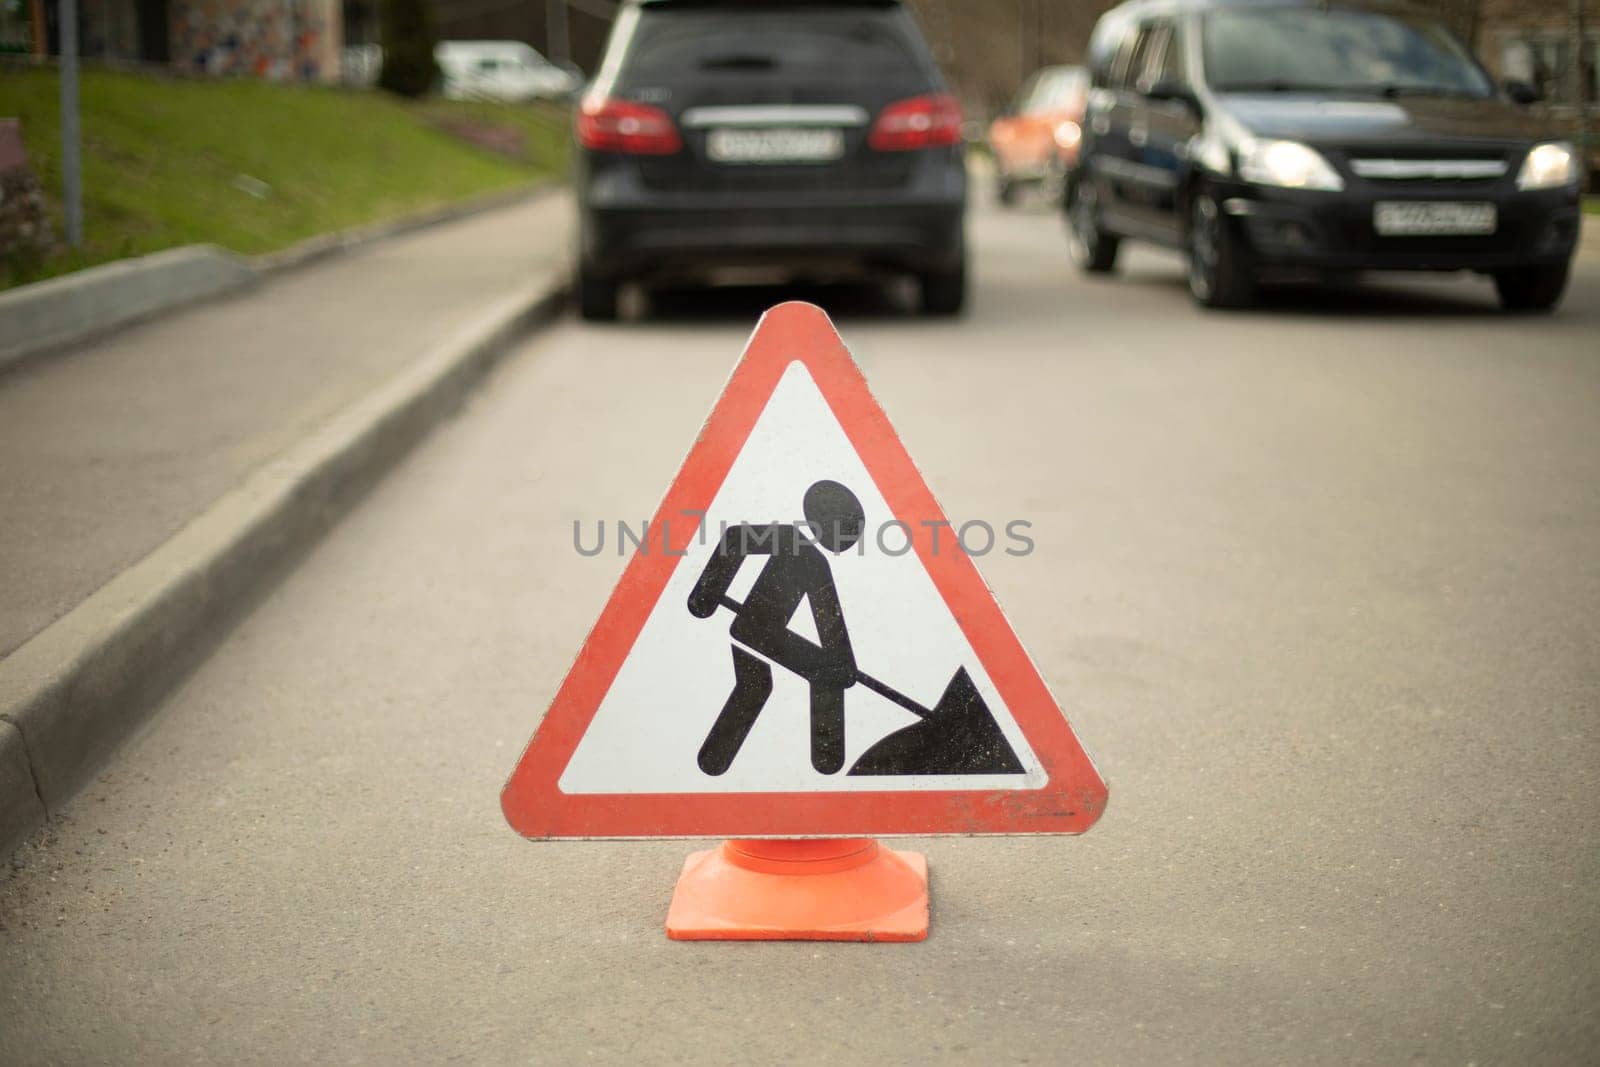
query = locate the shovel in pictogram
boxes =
[712,594,1024,776]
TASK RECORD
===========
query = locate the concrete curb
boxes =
[0,269,568,860]
[0,721,44,857]
[0,182,550,373]
[252,182,549,279]
[0,246,257,371]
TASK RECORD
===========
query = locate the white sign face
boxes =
[559,361,1044,795]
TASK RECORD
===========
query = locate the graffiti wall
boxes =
[171,0,340,82]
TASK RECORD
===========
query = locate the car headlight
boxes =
[1516,141,1579,190]
[1237,139,1344,191]
[1053,120,1082,152]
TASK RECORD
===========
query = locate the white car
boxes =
[435,41,580,102]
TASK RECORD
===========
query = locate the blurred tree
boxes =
[908,0,1113,118]
[378,0,441,97]
[1434,0,1484,47]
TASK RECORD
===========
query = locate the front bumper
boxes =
[1219,182,1580,273]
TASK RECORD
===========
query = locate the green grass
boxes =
[1584,196,1600,215]
[1,66,570,287]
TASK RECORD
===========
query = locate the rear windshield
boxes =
[1202,7,1494,97]
[619,7,931,83]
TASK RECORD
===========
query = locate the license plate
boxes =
[1373,201,1497,236]
[706,127,845,165]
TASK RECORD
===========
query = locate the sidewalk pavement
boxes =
[0,192,571,660]
[0,191,571,852]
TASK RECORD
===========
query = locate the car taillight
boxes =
[869,93,963,152]
[576,98,682,155]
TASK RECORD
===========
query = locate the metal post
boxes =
[59,0,83,248]
[547,0,569,67]
[1573,0,1591,176]
[30,0,47,55]
[1035,0,1045,71]
[1015,0,1026,86]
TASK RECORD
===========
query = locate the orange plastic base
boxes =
[665,838,928,942]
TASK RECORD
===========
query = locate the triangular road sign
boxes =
[502,303,1107,838]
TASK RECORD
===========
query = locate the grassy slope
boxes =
[1,67,570,286]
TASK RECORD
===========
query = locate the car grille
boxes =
[1333,145,1516,189]
[1349,158,1509,181]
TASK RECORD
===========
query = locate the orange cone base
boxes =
[666,838,928,942]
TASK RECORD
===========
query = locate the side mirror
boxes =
[1144,79,1201,115]
[1504,79,1541,105]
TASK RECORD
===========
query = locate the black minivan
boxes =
[1066,0,1583,311]
[574,0,968,320]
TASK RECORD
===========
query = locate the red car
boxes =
[988,65,1089,205]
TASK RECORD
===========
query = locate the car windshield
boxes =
[1023,69,1087,112]
[1202,7,1494,97]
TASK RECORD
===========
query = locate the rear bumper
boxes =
[1220,182,1580,273]
[584,203,966,277]
[579,154,967,279]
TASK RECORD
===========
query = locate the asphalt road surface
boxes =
[3,193,1597,1064]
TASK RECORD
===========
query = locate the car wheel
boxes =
[577,266,619,322]
[1040,160,1067,209]
[1187,189,1255,309]
[1493,263,1569,313]
[919,261,967,317]
[996,176,1018,207]
[1066,179,1119,274]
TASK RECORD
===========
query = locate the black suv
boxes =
[1066,0,1583,311]
[573,0,968,320]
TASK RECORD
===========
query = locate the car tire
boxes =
[1493,263,1569,313]
[577,266,619,322]
[1187,189,1255,309]
[997,176,1018,207]
[1041,160,1067,209]
[1066,178,1119,274]
[919,261,967,317]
